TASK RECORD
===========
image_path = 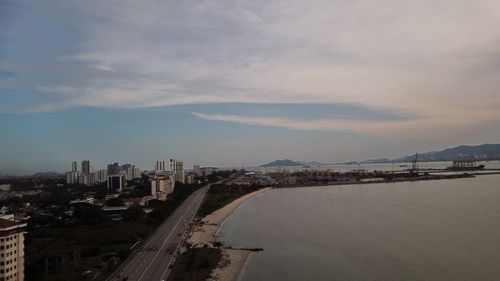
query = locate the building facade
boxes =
[81,160,90,176]
[107,175,125,192]
[107,163,120,176]
[0,218,26,281]
[170,159,184,183]
[151,175,174,200]
[95,170,108,183]
[65,171,79,185]
[82,174,96,186]
[126,166,141,181]
[155,160,166,173]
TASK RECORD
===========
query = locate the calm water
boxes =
[219,174,500,281]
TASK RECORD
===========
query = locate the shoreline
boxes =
[187,187,272,281]
[273,171,500,189]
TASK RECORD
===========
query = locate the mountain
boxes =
[393,143,500,162]
[260,159,304,167]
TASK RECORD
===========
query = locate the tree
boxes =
[73,203,107,225]
[123,206,145,221]
[106,197,125,207]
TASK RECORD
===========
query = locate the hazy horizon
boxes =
[2,1,500,174]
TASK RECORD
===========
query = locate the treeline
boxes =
[197,183,262,217]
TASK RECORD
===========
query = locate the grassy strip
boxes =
[169,248,223,281]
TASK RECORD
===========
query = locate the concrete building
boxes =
[82,174,96,186]
[107,175,125,192]
[200,167,217,176]
[0,218,26,281]
[170,159,184,183]
[193,165,201,175]
[185,174,197,184]
[65,171,79,185]
[81,160,90,176]
[107,163,120,176]
[151,175,174,200]
[95,170,108,183]
[71,161,77,172]
[121,164,132,172]
[155,160,166,173]
[126,166,141,181]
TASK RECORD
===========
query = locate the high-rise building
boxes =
[126,165,141,181]
[107,163,120,176]
[170,159,184,184]
[155,160,166,173]
[81,160,90,176]
[95,169,108,183]
[121,164,132,172]
[151,175,174,200]
[66,171,79,185]
[0,217,26,281]
[72,161,77,172]
[83,173,96,186]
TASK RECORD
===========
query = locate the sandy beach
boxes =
[187,187,272,281]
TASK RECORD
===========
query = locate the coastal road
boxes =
[108,184,210,281]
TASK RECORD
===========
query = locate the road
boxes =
[108,185,209,281]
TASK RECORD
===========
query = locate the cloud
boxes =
[2,0,500,133]
[191,110,496,138]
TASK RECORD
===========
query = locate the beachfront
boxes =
[187,187,272,280]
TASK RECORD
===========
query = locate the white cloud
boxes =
[5,0,500,133]
[191,111,496,138]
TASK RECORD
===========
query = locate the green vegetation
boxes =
[169,248,223,281]
[197,183,260,217]
[24,183,204,281]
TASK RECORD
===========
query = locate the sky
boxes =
[1,0,500,174]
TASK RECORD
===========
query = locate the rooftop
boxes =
[0,217,26,231]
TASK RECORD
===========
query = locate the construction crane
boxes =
[410,153,419,175]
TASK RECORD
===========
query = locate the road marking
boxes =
[159,190,207,281]
[137,190,205,281]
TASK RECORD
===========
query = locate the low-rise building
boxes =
[107,175,125,192]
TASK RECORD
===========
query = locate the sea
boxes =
[219,172,500,281]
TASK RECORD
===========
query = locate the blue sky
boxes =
[1,0,500,174]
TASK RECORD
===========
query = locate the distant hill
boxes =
[260,159,304,167]
[393,143,500,162]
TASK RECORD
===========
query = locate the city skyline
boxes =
[2,1,500,174]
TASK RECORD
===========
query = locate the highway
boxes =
[108,185,209,281]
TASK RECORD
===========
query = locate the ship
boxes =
[447,157,485,171]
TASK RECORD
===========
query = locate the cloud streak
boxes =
[191,110,497,138]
